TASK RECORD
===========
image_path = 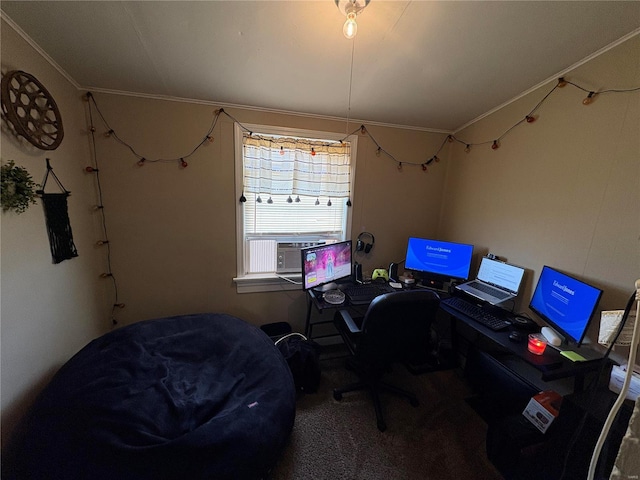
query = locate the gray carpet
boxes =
[269,356,504,480]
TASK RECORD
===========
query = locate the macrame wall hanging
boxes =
[37,159,78,264]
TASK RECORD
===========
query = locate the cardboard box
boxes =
[522,390,563,433]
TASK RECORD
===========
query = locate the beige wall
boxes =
[1,20,110,444]
[440,35,640,339]
[86,95,448,329]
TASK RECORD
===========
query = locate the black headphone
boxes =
[355,232,375,253]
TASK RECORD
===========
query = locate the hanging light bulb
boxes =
[465,144,471,153]
[267,196,273,204]
[239,192,247,203]
[257,195,262,203]
[279,146,285,155]
[287,195,293,203]
[343,11,358,39]
[315,198,320,206]
[295,195,300,202]
[583,92,595,105]
[346,198,352,207]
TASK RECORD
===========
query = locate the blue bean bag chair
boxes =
[3,313,296,480]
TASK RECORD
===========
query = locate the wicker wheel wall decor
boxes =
[1,70,64,150]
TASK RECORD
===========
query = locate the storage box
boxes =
[522,390,563,433]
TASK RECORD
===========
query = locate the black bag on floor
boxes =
[275,333,321,394]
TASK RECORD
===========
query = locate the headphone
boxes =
[355,232,375,253]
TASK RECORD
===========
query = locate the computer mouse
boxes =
[508,331,523,342]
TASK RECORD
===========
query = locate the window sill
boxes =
[233,273,303,293]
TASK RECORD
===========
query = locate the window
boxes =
[234,123,357,292]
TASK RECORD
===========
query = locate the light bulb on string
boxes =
[447,135,454,143]
[491,140,500,150]
[256,195,262,203]
[104,129,114,138]
[526,115,536,123]
[311,148,316,156]
[422,163,427,172]
[583,92,595,105]
[207,135,214,143]
[376,147,381,157]
[137,158,146,167]
[465,145,471,153]
[287,196,293,203]
[346,198,352,207]
[279,146,285,156]
[267,196,273,204]
[434,155,440,163]
[180,158,188,168]
[239,192,247,203]
[557,77,567,88]
[96,240,109,246]
[397,162,402,170]
[315,198,320,206]
[295,195,300,202]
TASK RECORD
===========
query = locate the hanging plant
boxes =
[1,160,39,214]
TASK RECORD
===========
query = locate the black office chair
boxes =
[332,289,441,432]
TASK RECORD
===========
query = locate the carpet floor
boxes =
[269,355,505,480]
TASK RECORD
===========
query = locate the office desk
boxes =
[440,298,608,392]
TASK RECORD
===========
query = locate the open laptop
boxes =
[455,257,525,305]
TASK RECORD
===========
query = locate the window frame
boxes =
[233,122,357,293]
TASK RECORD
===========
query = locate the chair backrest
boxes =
[356,290,441,368]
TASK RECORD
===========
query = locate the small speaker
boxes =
[510,316,538,332]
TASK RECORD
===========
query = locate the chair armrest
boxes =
[336,309,361,334]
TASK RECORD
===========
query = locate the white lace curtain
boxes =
[242,134,351,198]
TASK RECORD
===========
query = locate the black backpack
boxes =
[275,333,321,393]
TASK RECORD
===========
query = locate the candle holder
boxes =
[528,333,548,355]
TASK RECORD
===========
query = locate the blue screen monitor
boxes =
[529,266,603,346]
[404,237,474,282]
[301,240,352,291]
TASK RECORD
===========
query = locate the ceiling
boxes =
[2,1,639,132]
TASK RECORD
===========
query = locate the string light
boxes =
[327,199,332,206]
[295,196,300,202]
[315,198,320,205]
[557,77,567,88]
[92,205,104,211]
[207,135,214,143]
[104,129,114,138]
[267,196,273,204]
[96,240,109,246]
[526,115,536,123]
[583,92,596,105]
[256,195,262,203]
[99,272,113,278]
[376,147,381,157]
[491,140,500,150]
[239,192,247,203]
[179,158,188,168]
[311,148,316,156]
[346,198,352,206]
[113,303,126,308]
[85,166,98,173]
[397,162,403,170]
[422,163,427,171]
[465,144,471,153]
[137,158,146,166]
[287,196,293,203]
[280,146,285,155]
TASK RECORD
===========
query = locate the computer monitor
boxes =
[529,266,603,346]
[301,240,352,291]
[404,237,474,285]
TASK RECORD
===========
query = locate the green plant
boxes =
[1,160,39,214]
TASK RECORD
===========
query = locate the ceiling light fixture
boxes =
[335,0,370,39]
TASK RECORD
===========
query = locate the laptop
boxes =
[455,257,525,305]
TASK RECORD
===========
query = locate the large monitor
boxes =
[404,237,474,284]
[529,266,603,346]
[301,240,352,291]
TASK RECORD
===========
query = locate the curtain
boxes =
[242,134,351,198]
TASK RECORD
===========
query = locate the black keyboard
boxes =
[343,283,395,305]
[441,297,510,331]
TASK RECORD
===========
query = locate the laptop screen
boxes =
[477,257,525,294]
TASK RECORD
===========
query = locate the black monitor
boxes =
[529,266,603,346]
[404,237,474,286]
[301,240,352,291]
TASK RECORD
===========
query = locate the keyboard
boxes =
[467,281,510,300]
[441,296,510,331]
[343,283,395,305]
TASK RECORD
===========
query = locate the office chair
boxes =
[332,289,441,432]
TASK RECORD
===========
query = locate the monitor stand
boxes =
[314,282,338,293]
